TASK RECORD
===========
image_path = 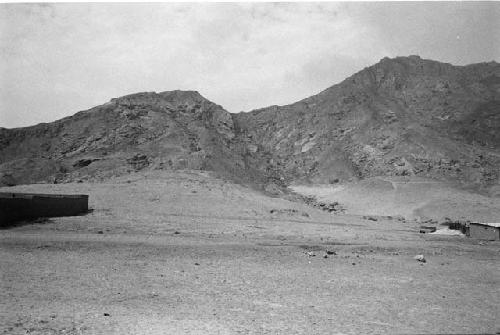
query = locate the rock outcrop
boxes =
[1,56,499,194]
[0,90,265,186]
[233,56,500,193]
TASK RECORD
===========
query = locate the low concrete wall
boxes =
[0,192,89,226]
[468,224,500,241]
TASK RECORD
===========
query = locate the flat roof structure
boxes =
[470,222,500,228]
[468,222,500,241]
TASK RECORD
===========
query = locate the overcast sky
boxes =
[1,2,499,128]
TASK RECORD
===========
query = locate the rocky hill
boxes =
[235,56,500,194]
[0,90,265,186]
[1,56,499,195]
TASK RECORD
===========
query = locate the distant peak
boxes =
[158,90,204,100]
[109,90,208,105]
[378,55,424,64]
[113,91,156,100]
[368,55,457,76]
[380,54,420,60]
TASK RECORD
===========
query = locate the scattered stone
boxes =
[305,251,316,257]
[414,254,426,263]
[323,255,328,259]
[445,220,469,233]
[394,215,405,222]
[420,226,437,233]
[126,154,149,170]
[326,250,336,255]
[318,201,345,213]
[264,183,284,196]
[304,197,345,214]
[73,158,99,168]
[270,208,307,216]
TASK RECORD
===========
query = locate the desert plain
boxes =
[1,170,499,335]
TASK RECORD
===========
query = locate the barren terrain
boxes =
[1,171,499,334]
[2,57,500,196]
[291,176,500,221]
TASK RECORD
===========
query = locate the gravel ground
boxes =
[1,171,499,334]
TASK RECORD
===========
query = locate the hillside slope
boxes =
[234,56,500,194]
[1,56,499,195]
[0,91,267,186]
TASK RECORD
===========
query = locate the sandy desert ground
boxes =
[291,177,500,222]
[1,171,499,334]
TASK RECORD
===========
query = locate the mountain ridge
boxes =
[233,55,500,193]
[1,56,499,195]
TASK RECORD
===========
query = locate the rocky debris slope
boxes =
[1,56,499,194]
[0,91,266,186]
[234,56,500,194]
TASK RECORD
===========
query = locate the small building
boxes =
[467,222,500,241]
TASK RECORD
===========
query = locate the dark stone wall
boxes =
[0,197,33,224]
[0,193,88,226]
